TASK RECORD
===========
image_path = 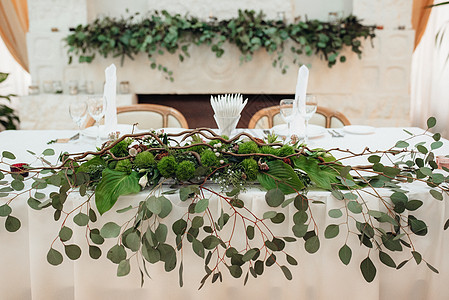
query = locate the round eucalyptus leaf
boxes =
[2,151,16,160]
[293,211,308,224]
[292,223,308,238]
[100,222,121,238]
[294,194,309,211]
[265,188,285,207]
[427,116,436,128]
[254,260,264,275]
[89,245,102,259]
[242,249,258,262]
[125,232,141,252]
[246,225,255,240]
[304,235,320,254]
[5,215,20,232]
[263,211,277,219]
[146,196,162,215]
[191,216,204,229]
[271,212,285,224]
[347,201,362,214]
[194,198,209,213]
[59,226,73,242]
[90,229,105,245]
[117,259,131,277]
[142,242,160,263]
[107,244,127,264]
[155,224,168,243]
[73,212,89,226]
[228,265,242,278]
[11,180,24,191]
[192,238,205,258]
[42,148,55,156]
[47,248,63,266]
[0,204,12,217]
[64,244,82,260]
[158,196,172,218]
[328,209,343,218]
[89,208,97,222]
[324,224,340,239]
[172,218,187,236]
[27,197,42,210]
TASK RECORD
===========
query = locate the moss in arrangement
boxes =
[176,161,196,181]
[157,156,177,178]
[201,150,219,167]
[278,145,295,157]
[238,141,259,154]
[241,158,259,181]
[260,145,279,156]
[134,151,155,169]
[110,139,132,157]
[115,159,132,174]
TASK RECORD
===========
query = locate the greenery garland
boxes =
[65,10,376,81]
[0,118,448,287]
[0,73,19,130]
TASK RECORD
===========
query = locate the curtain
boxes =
[410,1,449,137]
[412,0,434,49]
[0,0,29,72]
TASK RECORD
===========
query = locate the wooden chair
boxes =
[85,104,189,129]
[248,105,350,129]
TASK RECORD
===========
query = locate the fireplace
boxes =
[138,94,294,129]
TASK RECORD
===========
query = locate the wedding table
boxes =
[0,127,448,300]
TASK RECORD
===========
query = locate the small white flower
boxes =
[214,142,222,148]
[220,160,224,164]
[215,152,220,157]
[138,175,148,188]
[129,148,138,157]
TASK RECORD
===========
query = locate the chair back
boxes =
[85,104,189,129]
[248,105,350,129]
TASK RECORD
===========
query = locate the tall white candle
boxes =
[291,65,309,135]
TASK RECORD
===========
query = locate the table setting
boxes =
[1,64,449,300]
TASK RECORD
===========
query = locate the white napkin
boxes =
[291,65,308,135]
[103,64,117,133]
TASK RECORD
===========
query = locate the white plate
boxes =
[82,124,139,139]
[343,125,375,135]
[272,124,326,139]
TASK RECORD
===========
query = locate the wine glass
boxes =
[279,99,296,138]
[298,94,318,144]
[69,101,87,140]
[87,96,107,146]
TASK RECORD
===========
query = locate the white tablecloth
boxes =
[0,128,448,300]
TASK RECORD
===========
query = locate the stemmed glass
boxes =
[69,101,88,141]
[298,94,318,144]
[87,96,107,146]
[279,99,296,138]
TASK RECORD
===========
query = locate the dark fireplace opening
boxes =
[138,94,294,128]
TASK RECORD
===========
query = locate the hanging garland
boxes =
[65,10,376,81]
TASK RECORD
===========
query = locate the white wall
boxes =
[23,0,414,128]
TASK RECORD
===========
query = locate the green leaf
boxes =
[271,212,285,224]
[426,262,439,274]
[2,151,16,160]
[431,141,443,150]
[412,251,422,264]
[304,235,320,254]
[202,235,221,250]
[65,244,82,260]
[246,225,255,240]
[395,141,409,148]
[100,222,121,238]
[229,265,243,278]
[286,253,298,265]
[192,238,205,258]
[89,245,102,259]
[195,198,209,213]
[292,223,308,238]
[158,196,172,218]
[328,209,343,218]
[146,196,162,214]
[429,189,443,201]
[95,169,140,215]
[405,200,423,211]
[263,211,277,219]
[191,216,204,229]
[242,249,258,262]
[116,205,133,213]
[427,117,436,128]
[257,160,304,194]
[43,148,55,156]
[125,232,141,252]
[0,204,12,217]
[11,180,24,191]
[73,212,89,226]
[5,215,20,232]
[324,224,339,239]
[47,248,63,266]
[155,224,168,243]
[280,265,292,280]
[339,244,352,265]
[107,244,127,264]
[360,257,376,283]
[293,156,341,190]
[379,251,396,268]
[59,226,73,242]
[172,218,187,236]
[117,259,131,276]
[347,201,362,214]
[265,188,285,207]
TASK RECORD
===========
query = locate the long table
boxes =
[0,128,448,300]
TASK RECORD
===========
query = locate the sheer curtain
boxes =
[411,1,449,137]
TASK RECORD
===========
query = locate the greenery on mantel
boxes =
[0,73,19,131]
[0,119,448,287]
[65,10,376,81]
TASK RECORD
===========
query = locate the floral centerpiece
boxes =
[0,119,447,286]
